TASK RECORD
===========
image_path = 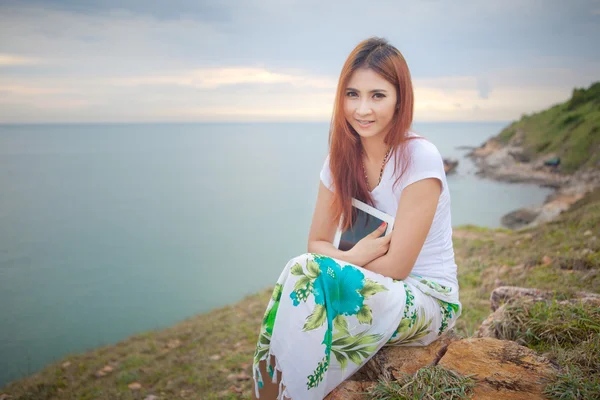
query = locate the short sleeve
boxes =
[399,139,445,192]
[319,155,334,192]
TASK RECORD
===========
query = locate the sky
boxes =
[0,0,599,124]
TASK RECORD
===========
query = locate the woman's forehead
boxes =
[346,68,394,90]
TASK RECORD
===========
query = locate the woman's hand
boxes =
[347,222,392,267]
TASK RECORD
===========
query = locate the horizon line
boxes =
[0,120,512,126]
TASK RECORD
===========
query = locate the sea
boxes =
[0,122,553,387]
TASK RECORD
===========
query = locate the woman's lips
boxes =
[356,119,374,128]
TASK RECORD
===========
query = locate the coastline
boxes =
[467,134,600,229]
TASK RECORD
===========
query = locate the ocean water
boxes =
[0,122,553,387]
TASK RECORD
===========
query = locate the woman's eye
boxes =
[373,93,386,99]
[346,91,358,97]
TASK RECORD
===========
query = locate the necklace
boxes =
[362,146,392,191]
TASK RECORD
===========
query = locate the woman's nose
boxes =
[357,99,372,116]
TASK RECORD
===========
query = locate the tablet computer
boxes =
[333,198,395,251]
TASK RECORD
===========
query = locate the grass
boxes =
[368,365,476,400]
[492,300,600,351]
[451,187,600,337]
[1,289,275,399]
[489,299,600,400]
[496,81,600,172]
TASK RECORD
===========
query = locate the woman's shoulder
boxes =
[404,132,442,157]
[391,132,443,169]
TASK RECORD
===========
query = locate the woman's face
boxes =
[344,68,398,140]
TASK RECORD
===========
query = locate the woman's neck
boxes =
[360,136,389,163]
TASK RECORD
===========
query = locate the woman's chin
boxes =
[354,126,382,139]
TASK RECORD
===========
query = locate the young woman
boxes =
[252,37,462,400]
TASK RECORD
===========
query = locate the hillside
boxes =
[496,81,600,173]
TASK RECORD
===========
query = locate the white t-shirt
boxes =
[319,133,458,289]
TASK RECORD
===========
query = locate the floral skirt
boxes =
[252,253,462,399]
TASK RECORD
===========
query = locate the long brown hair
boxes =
[329,37,416,230]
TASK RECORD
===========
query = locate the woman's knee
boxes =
[284,253,313,273]
[289,252,312,265]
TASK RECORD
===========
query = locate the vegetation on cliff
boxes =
[496,81,600,172]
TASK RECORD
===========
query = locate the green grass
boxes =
[492,300,600,351]
[496,81,600,172]
[488,299,600,400]
[368,365,476,400]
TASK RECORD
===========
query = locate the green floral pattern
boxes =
[253,282,283,389]
[437,299,460,336]
[252,254,462,398]
[290,255,389,389]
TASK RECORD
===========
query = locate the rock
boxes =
[209,354,221,361]
[541,255,552,266]
[501,208,540,230]
[143,396,158,400]
[61,361,71,369]
[489,286,548,311]
[438,337,557,399]
[228,385,243,394]
[477,305,507,338]
[468,138,503,158]
[455,145,478,151]
[443,158,459,174]
[350,331,459,382]
[584,230,593,236]
[326,381,375,400]
[101,365,114,373]
[0,394,12,400]
[509,149,531,163]
[166,339,181,349]
[94,370,106,378]
[128,382,142,390]
[325,331,560,399]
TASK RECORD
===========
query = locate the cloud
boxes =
[108,67,336,90]
[0,54,46,66]
[0,0,599,123]
[0,85,68,95]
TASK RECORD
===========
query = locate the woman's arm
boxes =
[364,177,441,280]
[308,182,391,266]
[307,182,363,265]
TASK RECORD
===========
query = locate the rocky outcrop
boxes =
[468,136,567,187]
[443,158,459,174]
[501,208,541,230]
[327,285,600,400]
[468,133,600,229]
[326,335,557,400]
[438,337,556,400]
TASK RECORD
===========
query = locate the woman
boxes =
[252,37,462,400]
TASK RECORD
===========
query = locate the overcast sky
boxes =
[1,0,599,123]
